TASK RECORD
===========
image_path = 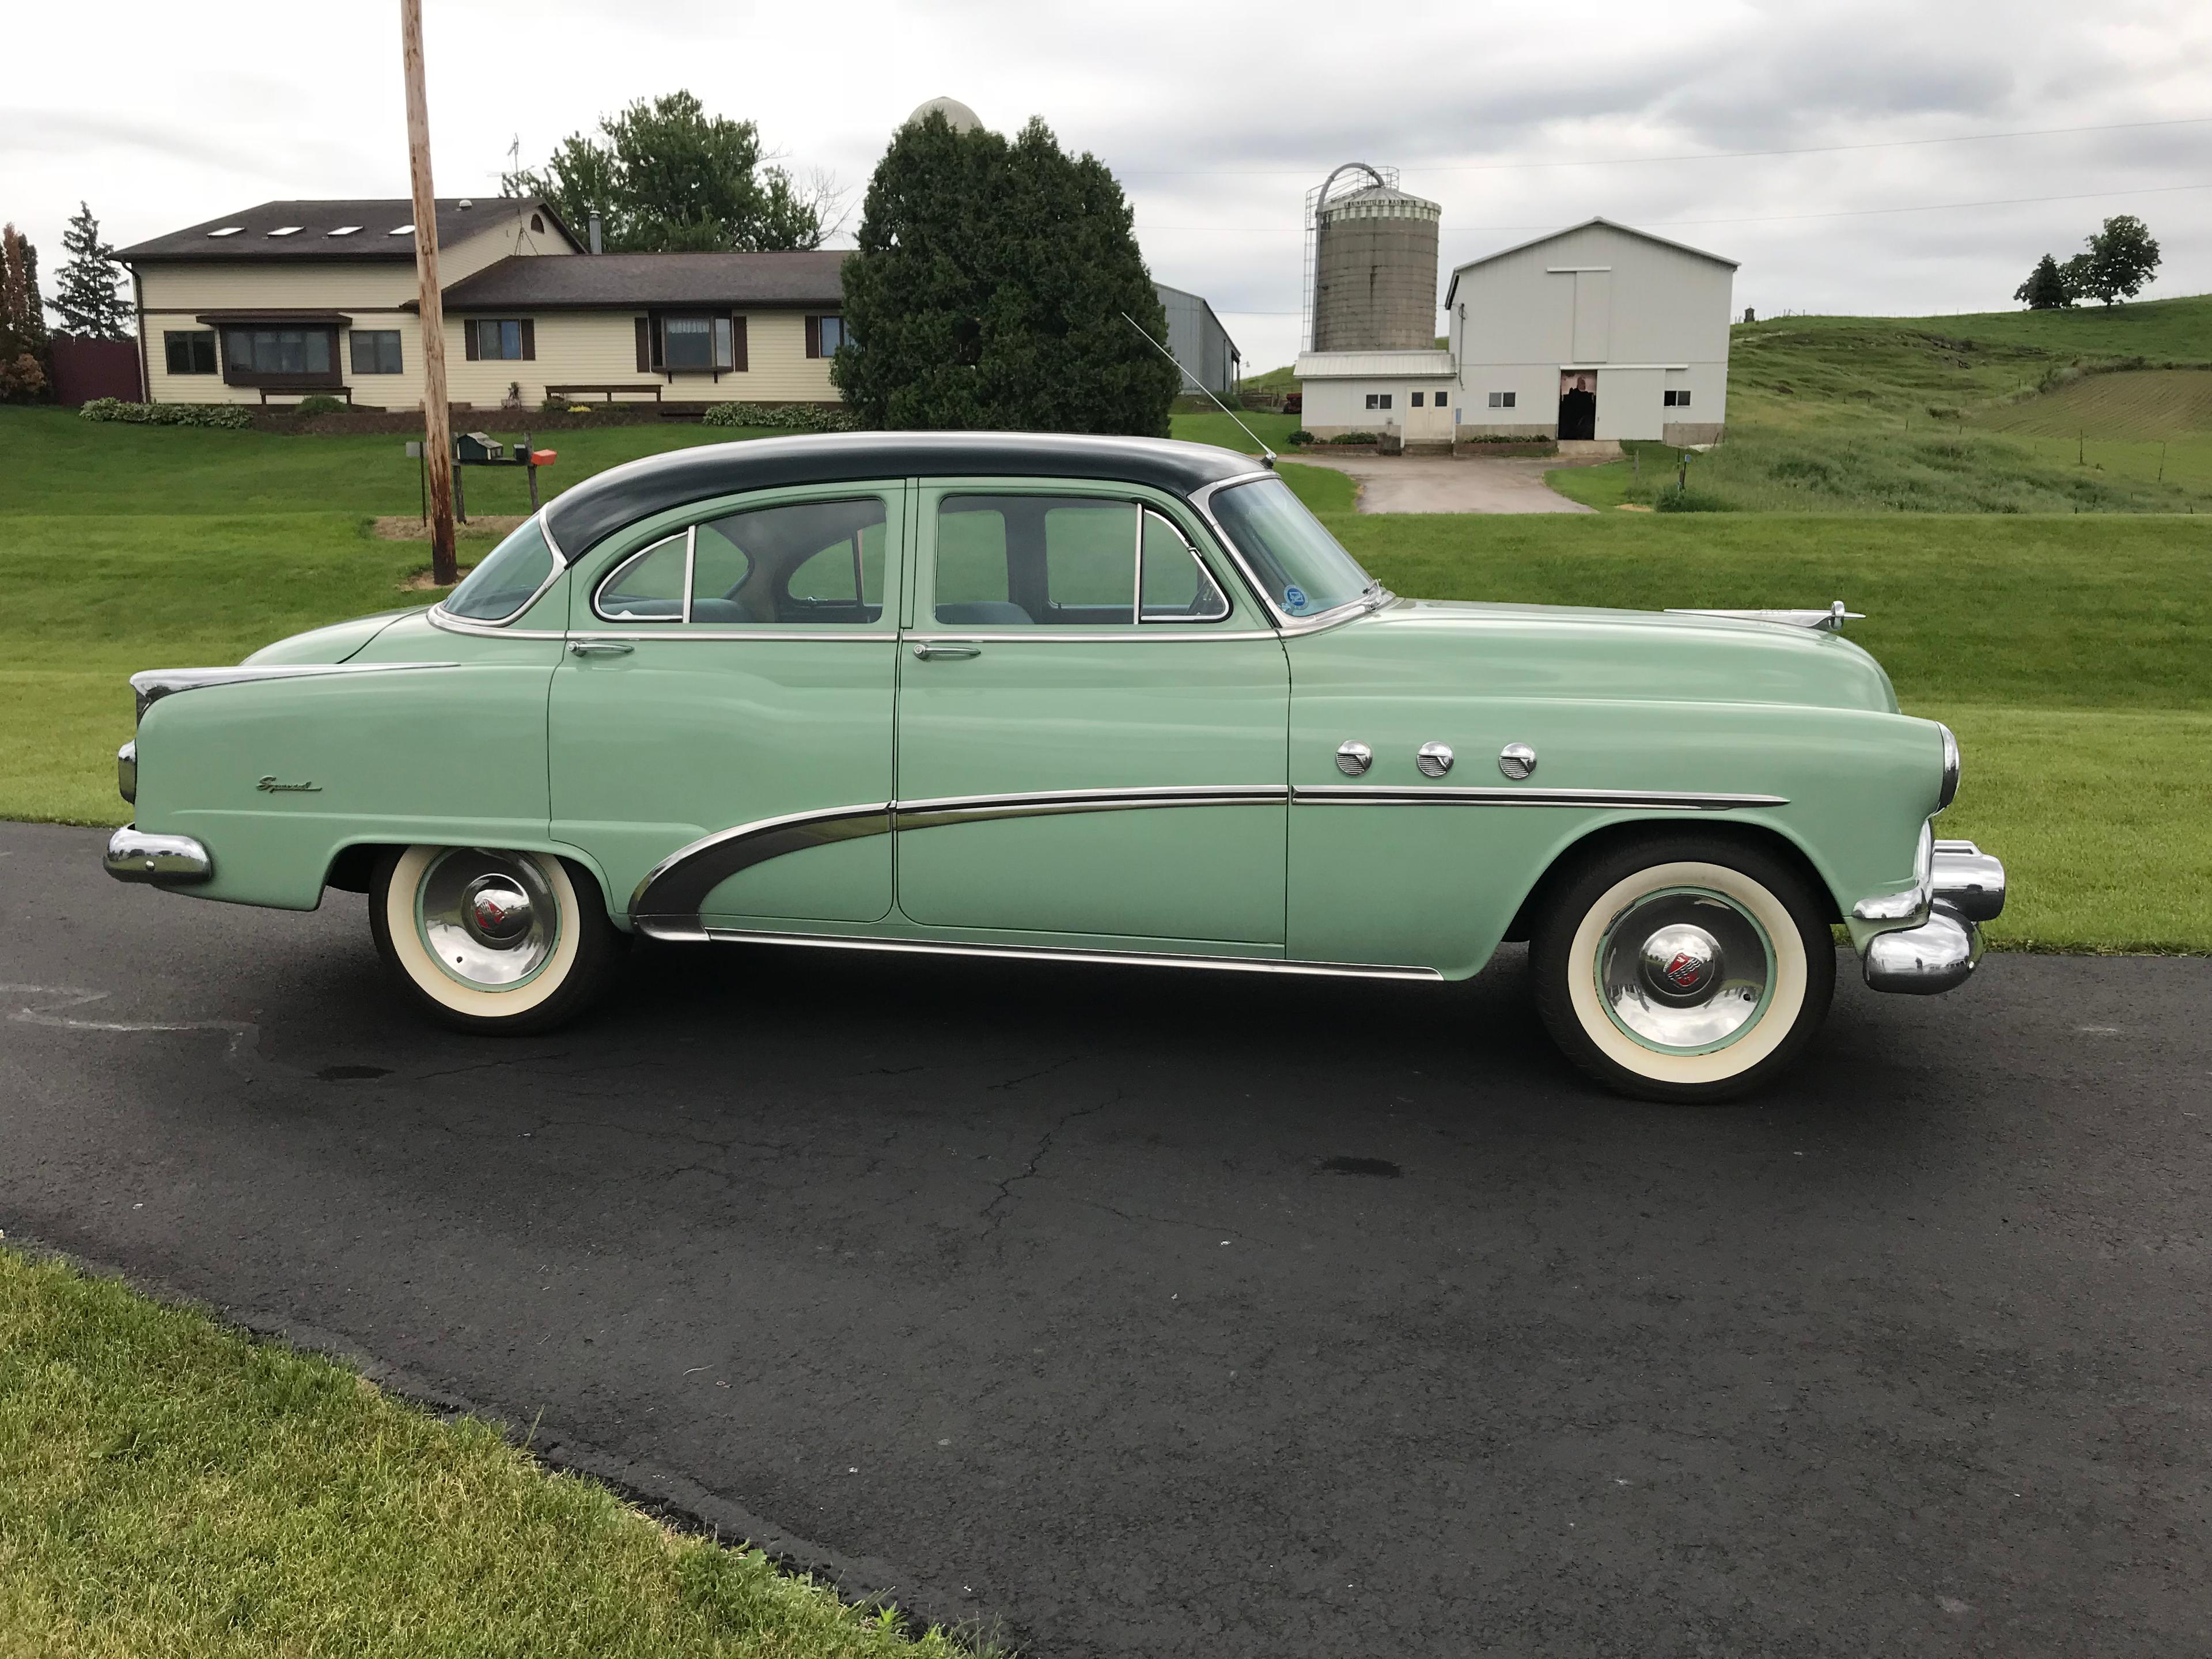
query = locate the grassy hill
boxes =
[1552,292,2212,513]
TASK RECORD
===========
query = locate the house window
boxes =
[164,329,217,375]
[807,315,848,358]
[1364,392,1393,410]
[474,319,527,361]
[1664,388,1693,408]
[350,330,403,374]
[1410,392,1424,407]
[529,212,545,233]
[223,327,334,377]
[1487,390,1517,408]
[661,315,735,372]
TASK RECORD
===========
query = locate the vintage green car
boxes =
[105,433,2004,1101]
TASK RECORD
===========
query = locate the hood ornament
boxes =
[1664,599,1863,632]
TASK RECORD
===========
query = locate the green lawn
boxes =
[0,1248,974,1659]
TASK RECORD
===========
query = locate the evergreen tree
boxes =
[0,224,50,402]
[2012,252,2070,310]
[502,92,835,252]
[50,203,131,338]
[835,113,1179,435]
[2078,214,2160,306]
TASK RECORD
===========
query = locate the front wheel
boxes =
[369,846,624,1035]
[1530,836,1835,1104]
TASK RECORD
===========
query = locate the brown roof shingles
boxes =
[438,251,849,311]
[118,198,573,262]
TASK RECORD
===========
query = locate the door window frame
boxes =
[568,479,907,642]
[907,478,1268,640]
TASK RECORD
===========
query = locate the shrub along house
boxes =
[119,197,849,414]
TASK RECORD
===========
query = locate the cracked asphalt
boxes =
[5,818,2210,1657]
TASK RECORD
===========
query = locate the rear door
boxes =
[548,482,906,931]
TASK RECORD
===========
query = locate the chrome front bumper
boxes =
[104,825,213,885]
[1861,838,2006,995]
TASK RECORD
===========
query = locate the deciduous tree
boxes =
[50,202,131,339]
[502,92,838,252]
[2076,214,2160,306]
[835,113,1179,435]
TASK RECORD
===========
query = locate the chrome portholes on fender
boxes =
[1498,743,1537,781]
[1335,740,1373,777]
[1415,741,1453,778]
[414,848,560,990]
[1594,889,1775,1054]
[1529,838,1836,1105]
[369,846,624,1035]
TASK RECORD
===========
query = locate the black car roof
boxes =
[543,431,1264,556]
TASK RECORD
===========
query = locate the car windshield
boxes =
[442,517,556,622]
[1209,476,1378,618]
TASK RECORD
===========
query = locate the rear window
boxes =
[442,517,556,622]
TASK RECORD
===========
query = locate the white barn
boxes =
[1296,217,1736,448]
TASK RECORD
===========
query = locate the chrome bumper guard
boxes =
[104,825,213,885]
[1862,838,2005,995]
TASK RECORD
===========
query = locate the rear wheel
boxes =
[369,846,624,1035]
[1530,835,1835,1103]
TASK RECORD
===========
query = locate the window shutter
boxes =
[464,321,480,362]
[520,319,536,361]
[804,315,820,359]
[732,315,748,372]
[635,316,650,372]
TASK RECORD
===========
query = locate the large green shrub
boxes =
[290,393,348,416]
[835,112,1179,435]
[79,399,253,429]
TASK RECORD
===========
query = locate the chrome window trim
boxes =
[1184,472,1392,635]
[427,609,567,640]
[1293,785,1790,810]
[591,527,694,626]
[1138,506,1232,625]
[128,661,461,721]
[567,627,893,645]
[901,628,1282,645]
[635,925,1442,983]
[427,508,567,630]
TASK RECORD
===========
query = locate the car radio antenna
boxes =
[1119,312,1276,467]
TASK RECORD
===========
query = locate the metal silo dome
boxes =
[1306,163,1442,352]
[905,96,983,134]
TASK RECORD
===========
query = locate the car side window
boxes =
[933,495,1228,628]
[593,495,889,627]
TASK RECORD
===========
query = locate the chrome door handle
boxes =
[911,641,982,660]
[566,639,634,657]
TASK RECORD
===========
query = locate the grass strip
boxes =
[0,1248,975,1659]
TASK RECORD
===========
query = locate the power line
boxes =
[1134,179,2212,234]
[1118,113,2212,179]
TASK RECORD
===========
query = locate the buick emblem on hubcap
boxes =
[464,879,532,942]
[1639,923,1721,999]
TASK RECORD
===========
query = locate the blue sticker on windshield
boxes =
[1283,584,1309,613]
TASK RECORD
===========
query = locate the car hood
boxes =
[1347,597,1900,713]
[241,608,419,666]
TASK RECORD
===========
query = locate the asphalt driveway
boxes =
[4,819,2209,1657]
[1289,452,1597,513]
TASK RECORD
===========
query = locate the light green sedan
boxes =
[105,433,2003,1102]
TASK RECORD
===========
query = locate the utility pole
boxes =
[400,0,457,586]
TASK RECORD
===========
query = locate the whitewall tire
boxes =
[1531,836,1835,1103]
[369,846,623,1035]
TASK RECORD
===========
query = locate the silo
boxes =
[1306,163,1442,352]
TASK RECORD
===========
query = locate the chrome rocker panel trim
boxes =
[634,925,1442,983]
[105,825,213,884]
[1294,785,1790,810]
[130,661,461,721]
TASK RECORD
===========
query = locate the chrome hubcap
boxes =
[417,850,558,989]
[1597,889,1773,1053]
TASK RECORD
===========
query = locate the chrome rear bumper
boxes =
[104,825,213,884]
[1862,838,2005,995]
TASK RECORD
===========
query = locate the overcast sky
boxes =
[9,0,2208,369]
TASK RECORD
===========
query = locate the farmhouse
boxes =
[119,193,1241,417]
[119,197,849,411]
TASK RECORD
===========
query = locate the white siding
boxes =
[1446,222,1734,440]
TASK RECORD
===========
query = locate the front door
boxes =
[1559,372,1597,440]
[894,482,1290,950]
[549,482,906,931]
